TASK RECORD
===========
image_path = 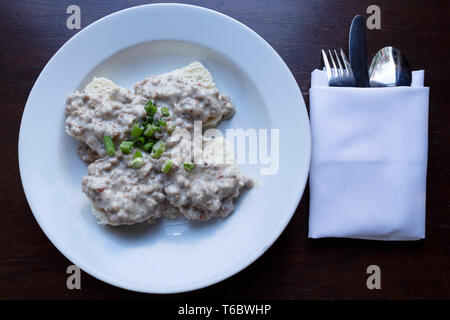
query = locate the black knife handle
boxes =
[349,15,370,87]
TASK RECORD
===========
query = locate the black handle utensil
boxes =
[349,15,370,87]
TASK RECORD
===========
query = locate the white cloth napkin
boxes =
[308,69,429,240]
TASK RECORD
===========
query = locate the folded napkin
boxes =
[308,70,429,240]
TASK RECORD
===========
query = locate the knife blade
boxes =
[349,15,370,87]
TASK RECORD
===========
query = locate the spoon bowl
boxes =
[369,46,412,87]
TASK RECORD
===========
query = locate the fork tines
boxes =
[322,49,355,87]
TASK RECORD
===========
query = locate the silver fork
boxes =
[322,49,355,87]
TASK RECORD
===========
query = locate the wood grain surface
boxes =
[1,0,449,299]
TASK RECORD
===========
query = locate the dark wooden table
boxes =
[1,0,449,300]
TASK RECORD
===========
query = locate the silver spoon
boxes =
[368,46,412,87]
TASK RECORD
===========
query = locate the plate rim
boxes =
[18,3,311,294]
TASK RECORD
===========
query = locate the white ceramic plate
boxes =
[19,4,310,293]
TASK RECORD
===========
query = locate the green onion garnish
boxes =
[161,159,173,174]
[131,123,144,138]
[158,119,166,127]
[168,125,176,135]
[133,136,146,148]
[143,123,156,137]
[151,140,166,159]
[161,107,170,117]
[142,141,155,152]
[119,141,133,154]
[154,123,162,132]
[183,162,196,171]
[134,150,143,159]
[104,135,115,156]
[145,100,157,115]
[131,157,143,169]
[151,118,163,131]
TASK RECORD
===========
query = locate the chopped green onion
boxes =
[119,141,134,154]
[133,136,146,148]
[131,157,143,169]
[134,150,143,159]
[158,119,166,127]
[167,125,176,134]
[103,135,115,156]
[151,140,166,159]
[142,141,155,152]
[151,118,163,131]
[131,123,144,138]
[143,123,156,137]
[145,100,157,115]
[168,125,176,135]
[161,159,173,174]
[161,107,170,117]
[153,123,162,132]
[183,162,196,171]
